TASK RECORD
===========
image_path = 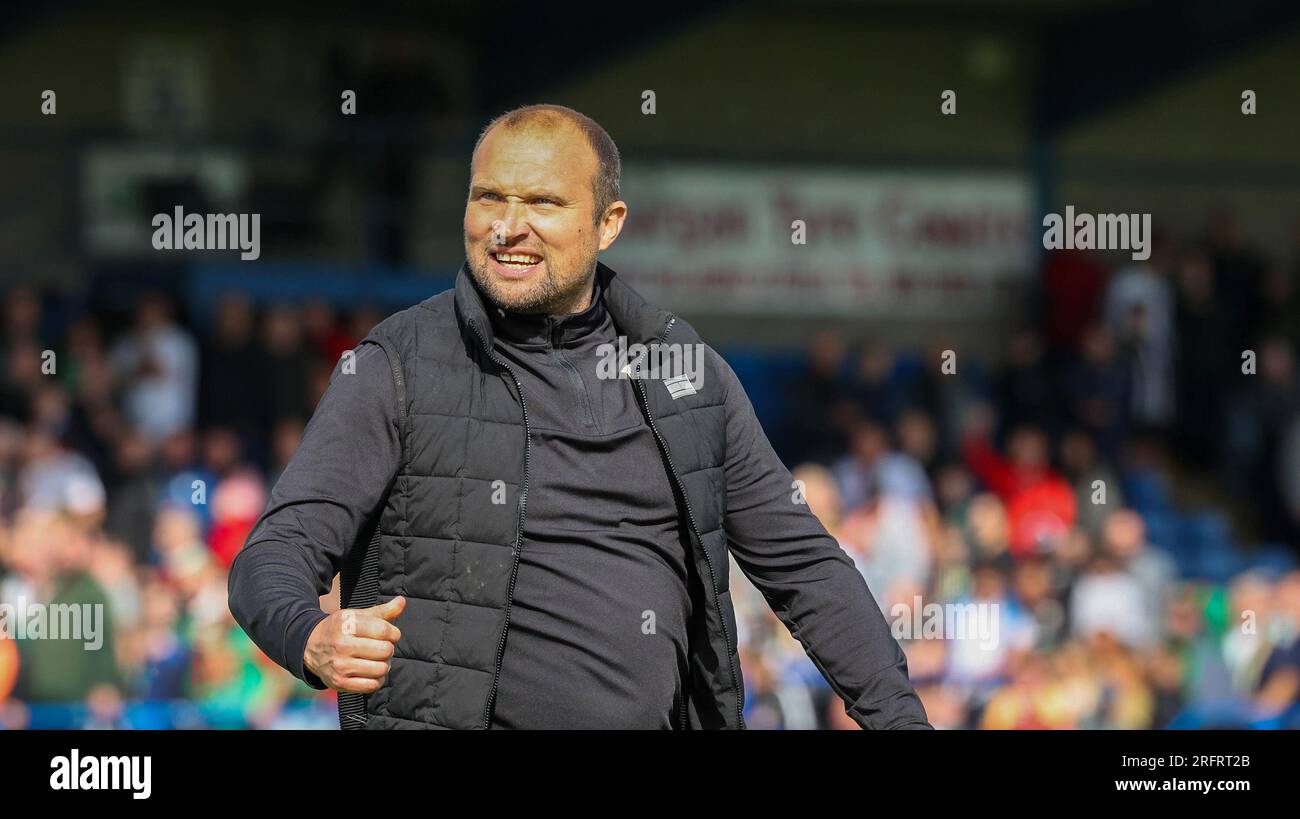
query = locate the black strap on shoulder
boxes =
[337,523,383,730]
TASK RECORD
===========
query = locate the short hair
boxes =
[473,104,621,224]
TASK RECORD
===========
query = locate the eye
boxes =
[478,191,503,202]
[533,197,559,206]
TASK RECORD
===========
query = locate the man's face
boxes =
[464,123,625,314]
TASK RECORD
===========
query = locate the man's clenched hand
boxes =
[304,596,405,693]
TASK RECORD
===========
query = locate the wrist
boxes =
[291,609,331,690]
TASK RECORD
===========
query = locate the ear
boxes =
[596,200,627,252]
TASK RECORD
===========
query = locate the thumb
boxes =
[364,595,406,623]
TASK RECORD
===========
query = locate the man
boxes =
[228,104,929,730]
[108,292,199,443]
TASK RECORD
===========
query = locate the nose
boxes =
[491,201,530,245]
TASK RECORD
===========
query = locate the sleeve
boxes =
[227,340,403,688]
[712,347,931,729]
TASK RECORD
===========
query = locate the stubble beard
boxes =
[466,240,598,315]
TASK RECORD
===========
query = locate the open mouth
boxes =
[490,250,543,277]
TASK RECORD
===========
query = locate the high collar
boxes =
[454,260,674,352]
[485,275,608,350]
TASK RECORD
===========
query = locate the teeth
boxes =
[494,252,540,265]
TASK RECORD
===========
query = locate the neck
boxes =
[556,276,596,315]
[519,274,596,317]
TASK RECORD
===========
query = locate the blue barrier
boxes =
[188,262,456,328]
[8,699,338,730]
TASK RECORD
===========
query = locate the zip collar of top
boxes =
[456,260,673,352]
[486,276,608,350]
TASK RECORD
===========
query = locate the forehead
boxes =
[471,122,597,193]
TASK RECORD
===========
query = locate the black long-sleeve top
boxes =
[228,280,930,730]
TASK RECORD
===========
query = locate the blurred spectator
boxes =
[996,328,1058,436]
[18,386,106,522]
[8,511,119,703]
[203,428,266,568]
[301,298,352,365]
[267,418,304,488]
[831,419,932,513]
[1062,323,1129,459]
[198,293,266,453]
[1070,551,1157,648]
[850,341,908,425]
[1282,416,1300,539]
[0,288,44,422]
[259,305,317,440]
[961,412,1076,558]
[1100,509,1174,630]
[1041,249,1108,357]
[103,432,158,564]
[1105,233,1175,430]
[108,292,198,443]
[1173,247,1233,469]
[1059,428,1123,538]
[1206,206,1267,351]
[1226,337,1300,541]
[895,407,941,477]
[1259,265,1300,352]
[1253,572,1300,718]
[789,331,854,464]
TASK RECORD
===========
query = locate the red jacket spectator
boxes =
[963,433,1077,557]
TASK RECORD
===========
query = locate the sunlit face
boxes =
[464,122,625,314]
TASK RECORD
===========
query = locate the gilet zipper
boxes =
[632,317,745,729]
[471,319,532,729]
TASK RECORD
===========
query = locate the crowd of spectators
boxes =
[734,209,1300,729]
[0,289,378,728]
[0,207,1297,729]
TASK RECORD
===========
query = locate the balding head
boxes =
[473,104,621,225]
